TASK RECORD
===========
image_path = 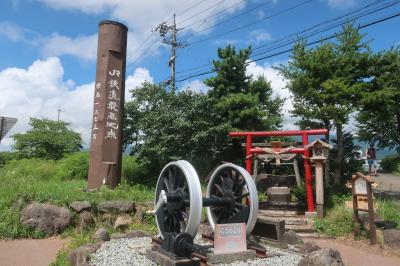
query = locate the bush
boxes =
[380,155,400,173]
[0,158,57,180]
[55,152,89,180]
[121,155,151,184]
[315,205,354,237]
[0,152,17,167]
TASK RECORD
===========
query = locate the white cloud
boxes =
[325,0,358,9]
[0,21,39,43]
[246,61,298,130]
[41,33,98,61]
[0,57,153,151]
[249,29,272,44]
[125,67,154,100]
[32,0,247,62]
[180,79,210,93]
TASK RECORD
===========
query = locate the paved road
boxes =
[371,173,400,192]
[0,237,67,266]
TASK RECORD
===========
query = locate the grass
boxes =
[0,157,155,239]
[315,204,354,237]
[377,199,400,229]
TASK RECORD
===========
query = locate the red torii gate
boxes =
[229,129,328,212]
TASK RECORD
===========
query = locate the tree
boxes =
[278,24,372,184]
[205,45,283,131]
[357,47,400,153]
[124,82,230,176]
[12,118,82,160]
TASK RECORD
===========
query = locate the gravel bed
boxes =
[90,236,302,266]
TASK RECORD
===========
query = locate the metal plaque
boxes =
[214,223,247,254]
[88,20,128,189]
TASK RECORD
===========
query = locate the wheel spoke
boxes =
[214,184,224,195]
[233,170,240,189]
[163,178,171,192]
[236,192,249,200]
[235,180,246,194]
[168,168,175,190]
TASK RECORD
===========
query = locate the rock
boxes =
[68,243,101,266]
[383,229,400,249]
[20,202,71,236]
[110,233,126,240]
[125,230,152,238]
[298,248,344,266]
[301,241,321,254]
[69,201,92,213]
[134,206,144,222]
[114,215,132,230]
[99,213,115,226]
[110,230,152,240]
[98,201,135,213]
[94,227,110,242]
[79,211,94,230]
[284,230,303,245]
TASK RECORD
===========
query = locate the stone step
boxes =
[285,224,315,233]
[297,232,333,239]
[265,217,309,225]
[258,209,305,217]
[259,201,306,211]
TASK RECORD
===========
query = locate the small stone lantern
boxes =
[305,139,332,218]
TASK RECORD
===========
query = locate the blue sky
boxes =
[0,0,399,150]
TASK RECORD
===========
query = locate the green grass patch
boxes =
[377,199,400,229]
[50,230,95,266]
[0,156,155,239]
[315,204,354,237]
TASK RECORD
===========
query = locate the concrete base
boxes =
[251,219,287,248]
[146,248,200,266]
[207,250,257,265]
[305,211,317,221]
[316,205,324,218]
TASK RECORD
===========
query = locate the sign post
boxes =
[0,116,17,143]
[88,20,128,189]
[352,172,376,244]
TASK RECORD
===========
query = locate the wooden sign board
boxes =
[354,178,368,195]
[351,172,376,244]
[214,223,247,255]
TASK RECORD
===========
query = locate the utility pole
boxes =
[155,14,185,92]
[57,105,64,122]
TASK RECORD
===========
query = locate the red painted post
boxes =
[302,132,315,212]
[246,134,252,174]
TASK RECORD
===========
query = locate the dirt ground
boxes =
[0,237,68,266]
[305,237,400,266]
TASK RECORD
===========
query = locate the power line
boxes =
[177,0,394,77]
[180,0,246,30]
[177,0,227,25]
[251,0,400,58]
[188,0,314,46]
[183,0,274,38]
[175,11,400,82]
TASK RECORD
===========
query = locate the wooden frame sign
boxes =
[351,172,376,244]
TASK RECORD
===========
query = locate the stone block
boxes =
[207,250,256,265]
[146,248,200,266]
[384,229,400,249]
[250,219,287,248]
[267,187,291,202]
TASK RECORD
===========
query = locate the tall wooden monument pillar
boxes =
[88,20,128,189]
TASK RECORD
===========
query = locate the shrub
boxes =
[380,155,400,173]
[315,205,354,237]
[0,158,57,180]
[121,155,151,184]
[0,152,17,167]
[55,152,89,180]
